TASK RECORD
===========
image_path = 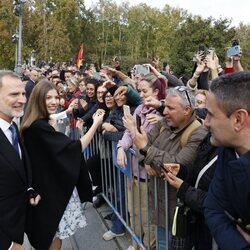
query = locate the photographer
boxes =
[187,47,222,91]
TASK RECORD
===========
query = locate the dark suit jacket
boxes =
[23,119,92,250]
[0,123,32,250]
[25,80,35,100]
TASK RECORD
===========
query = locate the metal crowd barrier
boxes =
[85,132,170,250]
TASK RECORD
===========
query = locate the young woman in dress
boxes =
[20,79,105,250]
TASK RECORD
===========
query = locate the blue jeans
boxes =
[111,172,126,234]
[155,226,171,250]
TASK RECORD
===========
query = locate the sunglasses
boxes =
[174,86,193,109]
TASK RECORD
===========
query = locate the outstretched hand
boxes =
[92,109,105,126]
[102,80,116,89]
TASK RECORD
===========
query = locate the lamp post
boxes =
[13,0,26,75]
[30,49,36,67]
[11,31,19,72]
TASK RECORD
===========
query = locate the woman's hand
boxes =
[102,122,117,132]
[114,86,128,98]
[144,96,162,109]
[117,147,127,168]
[122,113,136,134]
[195,60,207,75]
[102,80,116,89]
[48,119,58,131]
[76,118,84,134]
[206,51,218,71]
[93,109,105,126]
[79,99,88,110]
[66,99,76,114]
[146,114,163,124]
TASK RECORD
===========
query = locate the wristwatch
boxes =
[139,144,150,156]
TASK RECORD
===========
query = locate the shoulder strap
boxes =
[180,119,201,148]
[194,155,218,188]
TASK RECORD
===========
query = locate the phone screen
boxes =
[136,114,141,132]
[227,45,241,57]
[123,105,130,116]
[134,65,150,75]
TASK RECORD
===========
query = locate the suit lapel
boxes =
[0,128,27,185]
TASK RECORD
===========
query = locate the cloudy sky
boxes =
[85,0,249,27]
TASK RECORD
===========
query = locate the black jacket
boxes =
[0,123,32,250]
[23,119,92,250]
[176,133,217,249]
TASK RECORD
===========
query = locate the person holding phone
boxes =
[117,73,166,250]
[161,132,217,250]
[102,84,141,241]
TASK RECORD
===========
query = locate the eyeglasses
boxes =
[105,95,113,99]
[174,86,193,109]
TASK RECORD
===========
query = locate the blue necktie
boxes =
[9,124,20,155]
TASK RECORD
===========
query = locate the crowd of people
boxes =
[0,45,250,250]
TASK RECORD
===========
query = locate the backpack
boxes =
[159,119,201,148]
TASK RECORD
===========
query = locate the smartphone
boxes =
[134,65,150,75]
[198,44,206,60]
[227,45,241,57]
[207,48,215,60]
[136,114,141,132]
[123,105,131,116]
[224,210,250,234]
[151,159,169,174]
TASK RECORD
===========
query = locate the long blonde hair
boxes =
[20,79,58,137]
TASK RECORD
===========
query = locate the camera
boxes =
[132,65,150,76]
[227,39,241,57]
[193,45,215,62]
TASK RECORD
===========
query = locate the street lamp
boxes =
[30,49,36,67]
[11,32,19,72]
[13,0,26,75]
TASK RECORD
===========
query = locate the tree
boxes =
[169,15,236,75]
[236,23,250,70]
[0,0,19,69]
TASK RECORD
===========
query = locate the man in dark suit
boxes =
[0,71,40,250]
[24,69,38,101]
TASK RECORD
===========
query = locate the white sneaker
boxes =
[126,246,136,250]
[102,230,125,241]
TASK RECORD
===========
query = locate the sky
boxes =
[85,0,250,27]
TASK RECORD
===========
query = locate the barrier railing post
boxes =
[97,135,171,250]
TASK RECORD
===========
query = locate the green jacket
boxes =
[144,116,207,228]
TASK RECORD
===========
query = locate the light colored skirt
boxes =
[55,188,87,239]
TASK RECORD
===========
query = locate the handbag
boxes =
[172,199,192,237]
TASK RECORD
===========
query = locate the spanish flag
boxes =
[76,43,84,69]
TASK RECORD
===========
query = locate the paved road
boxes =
[23,202,131,250]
